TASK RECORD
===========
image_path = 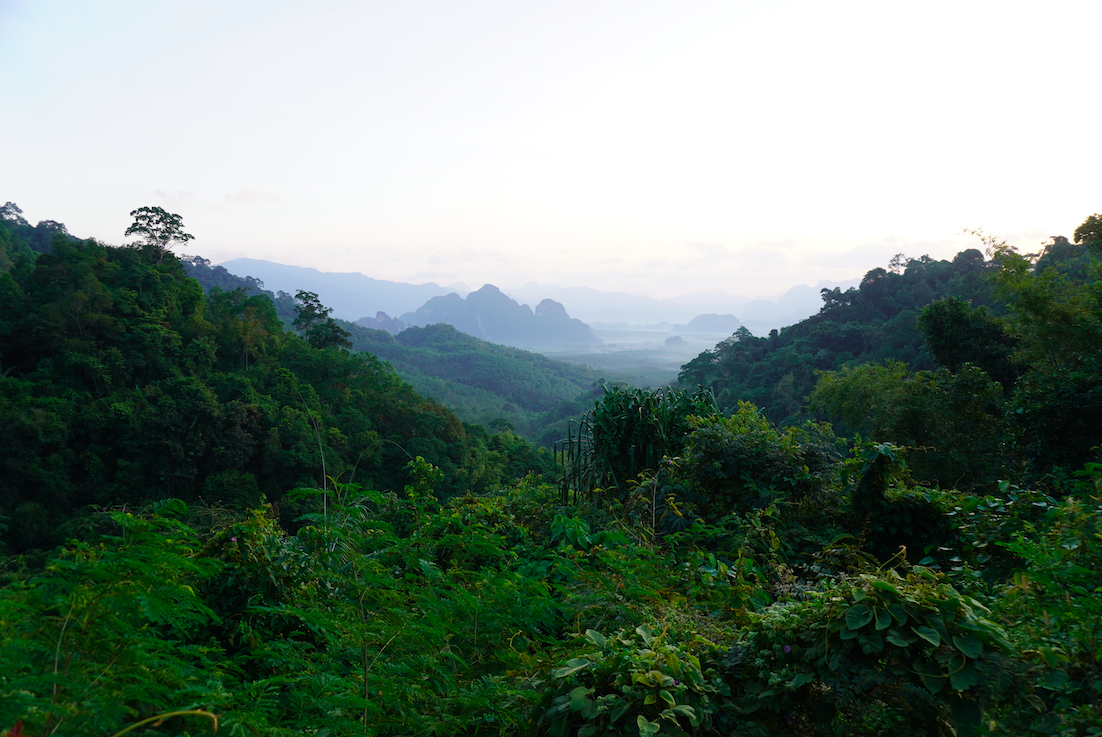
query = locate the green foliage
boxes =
[677,403,843,521]
[918,296,1018,388]
[292,289,352,350]
[809,361,1006,489]
[990,488,1102,729]
[183,258,613,449]
[6,206,1102,737]
[0,235,548,552]
[738,565,1021,736]
[0,503,225,736]
[986,236,1102,475]
[124,206,194,263]
[345,322,612,447]
[679,249,995,424]
[536,625,720,737]
[561,385,719,503]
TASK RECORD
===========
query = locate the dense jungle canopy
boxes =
[1,206,1101,736]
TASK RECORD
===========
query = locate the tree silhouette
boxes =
[124,206,193,263]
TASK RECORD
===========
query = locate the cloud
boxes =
[151,189,194,211]
[224,185,282,206]
[426,247,519,266]
[803,235,967,274]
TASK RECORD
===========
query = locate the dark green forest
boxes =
[2,206,1102,736]
[0,215,552,555]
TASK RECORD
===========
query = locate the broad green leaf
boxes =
[659,689,675,707]
[914,660,942,679]
[889,603,909,625]
[870,580,902,597]
[1031,712,1062,734]
[874,609,892,631]
[569,686,594,712]
[584,629,606,648]
[637,715,660,737]
[953,634,983,659]
[912,625,940,647]
[926,614,949,640]
[886,628,917,647]
[670,704,700,726]
[921,674,945,695]
[791,672,813,688]
[949,663,979,691]
[846,604,874,630]
[860,633,884,654]
[1042,669,1069,690]
[610,702,631,724]
[552,658,591,679]
[1038,647,1068,667]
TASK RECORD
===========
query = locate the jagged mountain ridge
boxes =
[400,284,602,350]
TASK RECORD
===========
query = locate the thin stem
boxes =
[108,710,218,737]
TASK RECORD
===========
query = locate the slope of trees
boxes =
[0,222,552,554]
[678,248,995,423]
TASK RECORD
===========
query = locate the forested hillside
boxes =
[2,207,1102,736]
[680,222,1102,491]
[678,247,995,423]
[0,219,552,555]
[183,257,614,447]
[0,202,80,270]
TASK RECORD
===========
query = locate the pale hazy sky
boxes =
[2,1,1098,298]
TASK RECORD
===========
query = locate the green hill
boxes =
[678,248,996,423]
[0,222,552,554]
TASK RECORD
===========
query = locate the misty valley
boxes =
[2,203,1102,736]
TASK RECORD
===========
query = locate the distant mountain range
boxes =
[214,258,861,340]
[219,258,463,320]
[502,280,860,331]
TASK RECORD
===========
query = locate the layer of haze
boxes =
[3,1,1099,299]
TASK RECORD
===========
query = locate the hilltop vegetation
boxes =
[0,217,552,554]
[2,206,1102,736]
[678,248,995,423]
[679,225,1102,490]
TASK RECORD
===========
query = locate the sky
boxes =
[2,1,1099,300]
